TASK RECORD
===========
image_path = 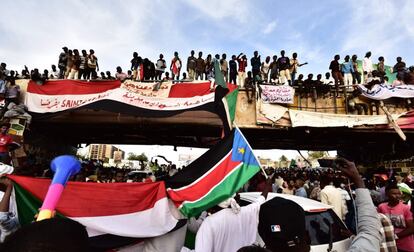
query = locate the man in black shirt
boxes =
[277,50,291,85]
[293,74,304,96]
[229,55,237,85]
[195,52,205,80]
[251,51,261,81]
[303,74,314,98]
[58,47,68,79]
[329,55,344,97]
[131,52,140,80]
[393,57,406,81]
[245,71,255,103]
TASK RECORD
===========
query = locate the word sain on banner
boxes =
[260,85,295,104]
[28,83,215,113]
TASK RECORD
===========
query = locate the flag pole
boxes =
[233,123,268,179]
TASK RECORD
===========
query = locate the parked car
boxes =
[239,192,352,252]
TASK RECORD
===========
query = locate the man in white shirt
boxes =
[185,176,272,252]
[322,72,334,86]
[334,178,351,221]
[50,65,59,79]
[320,175,346,220]
[362,51,373,82]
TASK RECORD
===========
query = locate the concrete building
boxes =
[87,144,125,161]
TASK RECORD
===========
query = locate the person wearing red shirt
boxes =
[0,123,13,164]
[237,53,248,88]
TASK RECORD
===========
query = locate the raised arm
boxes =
[0,178,13,212]
[336,158,381,252]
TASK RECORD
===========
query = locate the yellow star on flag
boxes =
[238,147,245,155]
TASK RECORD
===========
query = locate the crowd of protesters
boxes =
[20,154,412,251]
[245,162,414,252]
[1,48,414,96]
[1,149,414,251]
[0,157,389,252]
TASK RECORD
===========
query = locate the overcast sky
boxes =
[2,0,412,161]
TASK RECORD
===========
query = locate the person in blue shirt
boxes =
[341,55,354,89]
[294,178,308,198]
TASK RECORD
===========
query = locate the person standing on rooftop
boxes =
[68,49,81,80]
[277,50,291,85]
[251,51,261,82]
[362,51,373,82]
[377,56,386,78]
[261,56,271,83]
[269,55,278,84]
[58,47,68,79]
[79,50,88,80]
[329,54,344,97]
[393,56,407,82]
[341,55,354,89]
[290,52,307,84]
[131,52,140,80]
[195,51,205,80]
[237,53,248,88]
[155,54,166,81]
[64,49,73,79]
[87,49,99,80]
[187,50,197,80]
[351,55,361,84]
[220,53,228,82]
[170,52,182,80]
[229,55,237,85]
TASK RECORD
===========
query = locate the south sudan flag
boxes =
[166,127,261,217]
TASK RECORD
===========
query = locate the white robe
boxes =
[184,196,265,252]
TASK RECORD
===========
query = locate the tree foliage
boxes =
[128,152,149,170]
[127,152,148,162]
[307,151,328,160]
[279,155,289,162]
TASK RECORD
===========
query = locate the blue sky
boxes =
[1,0,413,161]
[1,0,414,76]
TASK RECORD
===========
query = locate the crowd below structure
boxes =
[1,48,414,251]
[1,154,414,251]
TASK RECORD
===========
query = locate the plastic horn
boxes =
[36,155,81,221]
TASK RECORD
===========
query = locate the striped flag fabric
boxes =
[23,79,238,136]
[166,127,261,217]
[8,175,179,240]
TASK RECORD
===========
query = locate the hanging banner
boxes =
[358,84,414,100]
[260,85,294,104]
[24,80,219,113]
[289,109,401,128]
[122,80,172,98]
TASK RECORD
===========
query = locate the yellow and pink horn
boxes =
[36,155,81,221]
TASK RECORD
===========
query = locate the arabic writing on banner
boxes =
[358,84,414,100]
[28,87,215,113]
[260,85,295,104]
[122,80,172,98]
